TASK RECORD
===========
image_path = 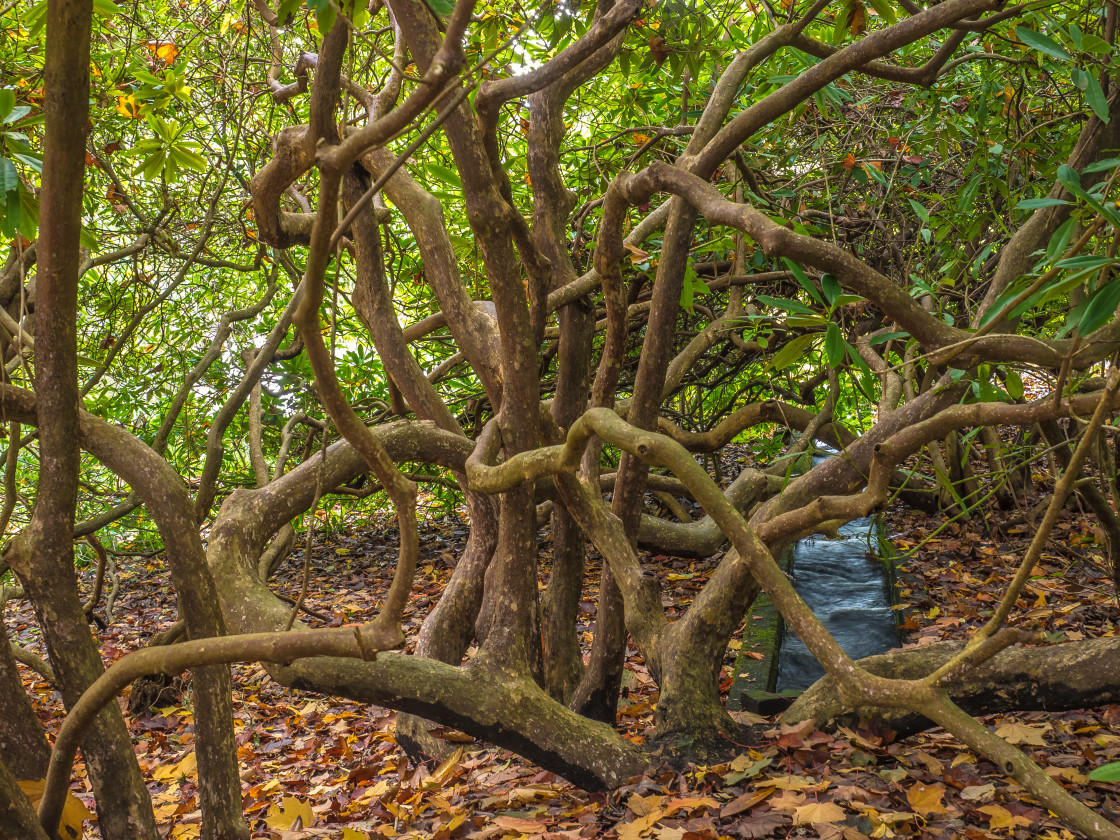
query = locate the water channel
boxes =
[774,452,901,691]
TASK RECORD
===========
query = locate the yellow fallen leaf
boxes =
[978,804,1032,830]
[152,752,198,782]
[905,782,949,816]
[265,796,315,830]
[793,800,846,825]
[616,808,664,840]
[425,746,464,788]
[341,829,369,840]
[17,779,93,840]
[628,793,663,817]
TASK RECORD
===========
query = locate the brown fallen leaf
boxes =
[994,721,1050,746]
[738,809,790,838]
[720,786,774,818]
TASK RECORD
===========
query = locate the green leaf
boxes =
[768,332,818,371]
[831,0,855,44]
[92,0,121,17]
[0,188,18,238]
[781,257,824,305]
[754,294,815,315]
[1074,277,1120,335]
[1016,197,1070,210]
[1003,369,1024,400]
[679,266,709,314]
[821,274,841,306]
[1055,254,1117,271]
[169,145,208,172]
[427,0,456,15]
[1046,217,1076,263]
[24,1,46,39]
[0,158,17,195]
[1084,158,1120,173]
[1082,72,1110,121]
[1015,26,1069,61]
[824,323,845,366]
[865,0,896,24]
[0,90,13,122]
[1088,762,1120,782]
[424,163,462,188]
[277,0,302,25]
[868,331,909,345]
[907,198,929,224]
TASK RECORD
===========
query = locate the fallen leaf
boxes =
[755,774,819,791]
[152,752,198,782]
[960,783,995,802]
[793,801,846,825]
[616,809,664,840]
[995,722,1050,746]
[905,782,948,816]
[977,804,1033,830]
[264,797,315,830]
[727,709,768,725]
[769,790,807,811]
[628,792,664,816]
[739,809,790,838]
[17,779,93,840]
[721,787,773,818]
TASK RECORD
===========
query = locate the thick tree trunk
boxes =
[20,0,160,832]
[784,637,1120,736]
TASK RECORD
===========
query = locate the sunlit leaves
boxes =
[0,88,39,239]
[116,94,142,119]
[131,116,208,182]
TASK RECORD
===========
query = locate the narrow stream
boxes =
[775,454,900,691]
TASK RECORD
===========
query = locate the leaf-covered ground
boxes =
[6,476,1120,839]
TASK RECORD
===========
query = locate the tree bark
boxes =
[0,632,50,781]
[784,637,1120,737]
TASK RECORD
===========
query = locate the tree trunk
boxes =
[0,631,50,781]
[0,757,49,840]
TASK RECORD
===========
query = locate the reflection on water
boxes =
[775,471,900,691]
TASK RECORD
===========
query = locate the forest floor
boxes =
[6,457,1120,839]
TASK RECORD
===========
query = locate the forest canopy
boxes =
[3,0,1120,838]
